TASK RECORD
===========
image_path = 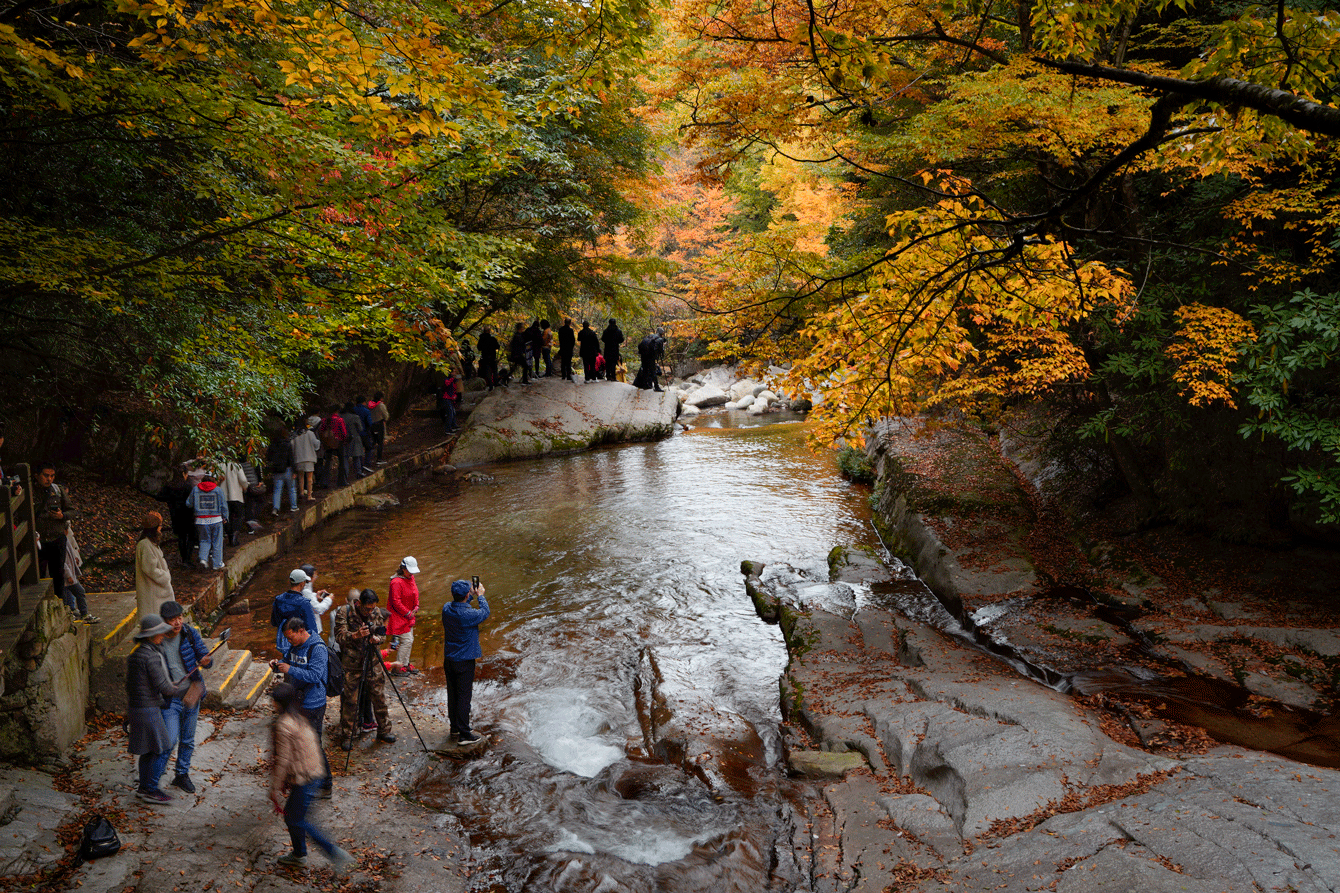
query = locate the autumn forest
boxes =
[3,0,1339,538]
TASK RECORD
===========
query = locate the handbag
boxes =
[182,677,206,708]
[78,815,122,860]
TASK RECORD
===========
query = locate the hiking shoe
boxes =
[136,788,172,805]
[360,722,379,732]
[81,614,100,624]
[376,732,397,744]
[315,785,333,800]
[170,774,195,794]
[276,852,308,869]
[329,846,356,873]
[198,559,208,569]
[456,732,481,744]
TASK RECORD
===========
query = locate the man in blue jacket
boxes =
[272,568,320,651]
[156,600,213,794]
[441,579,490,743]
[273,617,333,798]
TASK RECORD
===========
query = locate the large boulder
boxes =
[685,384,729,407]
[729,379,761,401]
[448,379,677,467]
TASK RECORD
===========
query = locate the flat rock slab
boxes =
[449,378,677,467]
[0,768,82,875]
[788,750,867,778]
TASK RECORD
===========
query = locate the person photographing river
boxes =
[442,578,490,743]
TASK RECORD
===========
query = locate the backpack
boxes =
[266,439,292,474]
[78,815,121,860]
[318,416,345,450]
[321,641,344,698]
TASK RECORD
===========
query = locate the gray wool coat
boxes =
[126,641,189,755]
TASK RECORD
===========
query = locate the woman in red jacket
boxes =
[387,556,420,674]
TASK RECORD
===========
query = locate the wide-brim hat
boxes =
[134,614,172,639]
[401,556,420,575]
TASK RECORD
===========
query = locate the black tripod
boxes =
[342,638,429,771]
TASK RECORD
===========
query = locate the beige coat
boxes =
[270,711,324,797]
[135,537,174,621]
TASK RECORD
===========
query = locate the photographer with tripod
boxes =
[333,589,396,750]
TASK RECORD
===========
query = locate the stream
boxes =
[231,413,872,891]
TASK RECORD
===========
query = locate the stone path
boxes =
[0,698,478,893]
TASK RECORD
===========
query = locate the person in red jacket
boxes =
[387,556,420,675]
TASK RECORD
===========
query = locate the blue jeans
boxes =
[197,522,224,568]
[284,781,336,858]
[152,697,199,781]
[272,469,297,511]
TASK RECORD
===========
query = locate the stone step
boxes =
[89,592,139,670]
[201,644,252,708]
[223,661,275,710]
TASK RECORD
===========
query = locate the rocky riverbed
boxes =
[749,549,1340,893]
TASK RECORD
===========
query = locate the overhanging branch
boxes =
[1038,59,1340,137]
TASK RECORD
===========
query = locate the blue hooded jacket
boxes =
[272,588,319,651]
[282,634,328,710]
[442,593,490,661]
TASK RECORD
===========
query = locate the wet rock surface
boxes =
[754,556,1340,893]
[863,416,1340,758]
[450,378,677,467]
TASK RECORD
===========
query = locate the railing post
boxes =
[15,464,37,586]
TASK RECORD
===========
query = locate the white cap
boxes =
[289,568,311,583]
[401,556,420,575]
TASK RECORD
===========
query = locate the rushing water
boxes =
[233,413,875,891]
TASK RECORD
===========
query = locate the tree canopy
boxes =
[1,0,657,460]
[651,0,1340,526]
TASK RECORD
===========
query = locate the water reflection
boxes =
[234,419,873,888]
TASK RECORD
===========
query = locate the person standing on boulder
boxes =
[635,330,666,392]
[557,318,576,381]
[441,578,490,743]
[601,319,624,382]
[477,326,500,389]
[578,321,600,381]
[509,322,531,384]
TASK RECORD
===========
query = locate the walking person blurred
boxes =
[268,682,354,871]
[601,319,624,382]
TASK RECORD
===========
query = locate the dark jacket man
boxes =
[601,319,624,382]
[557,319,576,381]
[578,322,600,380]
[477,327,500,388]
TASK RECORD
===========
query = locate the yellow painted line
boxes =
[104,608,137,644]
[242,666,272,703]
[215,651,247,695]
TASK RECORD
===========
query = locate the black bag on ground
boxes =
[79,815,121,860]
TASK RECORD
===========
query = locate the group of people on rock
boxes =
[453,318,667,392]
[124,554,493,871]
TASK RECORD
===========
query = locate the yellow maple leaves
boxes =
[1166,305,1257,409]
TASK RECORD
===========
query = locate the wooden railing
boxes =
[1,463,39,616]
